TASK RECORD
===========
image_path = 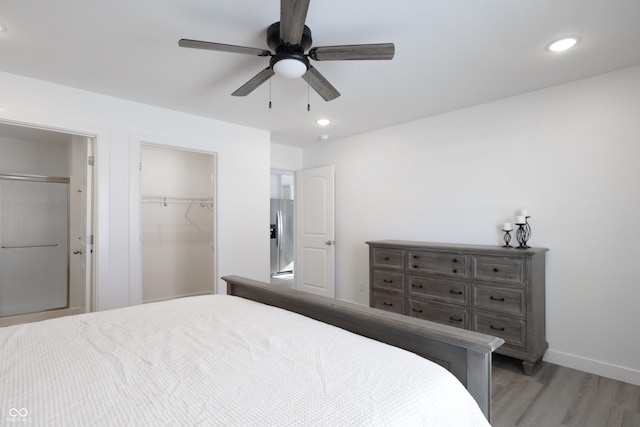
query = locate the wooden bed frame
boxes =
[223,276,504,421]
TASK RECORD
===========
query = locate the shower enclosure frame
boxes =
[0,173,71,318]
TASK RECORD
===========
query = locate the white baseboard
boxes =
[544,349,640,386]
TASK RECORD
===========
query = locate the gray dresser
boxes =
[367,240,548,374]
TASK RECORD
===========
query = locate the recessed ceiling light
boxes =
[547,37,579,52]
[319,134,330,141]
[316,119,330,126]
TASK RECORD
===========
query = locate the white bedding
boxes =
[1,295,490,426]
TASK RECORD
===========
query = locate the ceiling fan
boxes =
[178,0,395,102]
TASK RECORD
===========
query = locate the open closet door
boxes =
[69,136,94,313]
[295,165,335,298]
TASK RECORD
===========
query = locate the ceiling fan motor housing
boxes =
[267,22,313,51]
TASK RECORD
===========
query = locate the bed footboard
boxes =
[223,276,504,421]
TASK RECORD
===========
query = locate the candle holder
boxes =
[502,229,513,248]
[515,216,532,249]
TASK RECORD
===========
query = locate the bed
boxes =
[1,276,503,426]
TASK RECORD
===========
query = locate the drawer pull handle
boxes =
[450,316,463,323]
[493,267,499,272]
[413,255,419,259]
[413,265,419,269]
[412,308,423,313]
[383,302,393,306]
[384,257,390,261]
[449,290,463,295]
[490,296,505,302]
[411,284,423,289]
[452,258,458,263]
[490,325,505,331]
[383,279,394,283]
[452,269,458,273]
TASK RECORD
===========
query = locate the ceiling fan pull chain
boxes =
[269,79,272,109]
[307,84,311,111]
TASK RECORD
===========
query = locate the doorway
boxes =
[0,123,94,326]
[270,170,295,288]
[139,144,216,303]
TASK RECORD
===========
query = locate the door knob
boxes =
[325,240,335,246]
[73,249,83,255]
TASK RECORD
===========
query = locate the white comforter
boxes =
[1,295,490,426]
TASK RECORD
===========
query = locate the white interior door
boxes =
[69,136,94,313]
[295,165,335,297]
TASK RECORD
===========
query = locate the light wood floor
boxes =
[491,355,640,427]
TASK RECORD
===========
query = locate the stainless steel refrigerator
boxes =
[270,198,294,277]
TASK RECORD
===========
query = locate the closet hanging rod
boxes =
[141,196,213,206]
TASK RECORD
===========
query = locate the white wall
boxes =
[303,65,640,385]
[0,70,271,311]
[271,143,303,171]
[0,135,70,176]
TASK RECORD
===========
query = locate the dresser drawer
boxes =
[472,256,524,285]
[408,299,468,329]
[372,248,404,269]
[372,291,404,314]
[408,276,468,306]
[473,313,527,348]
[473,284,525,316]
[406,251,469,278]
[372,270,404,292]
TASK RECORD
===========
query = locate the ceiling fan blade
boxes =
[309,43,395,61]
[302,66,340,102]
[179,39,271,57]
[231,67,276,97]
[280,0,310,45]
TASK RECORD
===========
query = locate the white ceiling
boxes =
[1,1,639,148]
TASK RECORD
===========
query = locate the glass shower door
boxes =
[0,176,69,317]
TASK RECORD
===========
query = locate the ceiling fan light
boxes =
[273,58,307,79]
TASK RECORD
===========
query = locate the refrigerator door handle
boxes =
[277,210,283,250]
